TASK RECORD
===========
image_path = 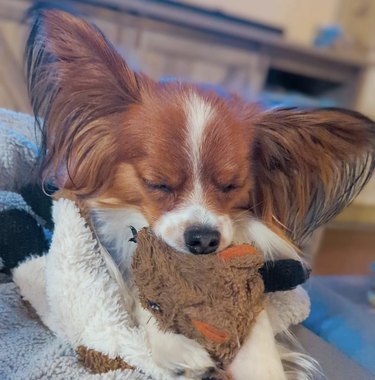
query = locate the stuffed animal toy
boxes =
[132,228,308,366]
[77,226,309,377]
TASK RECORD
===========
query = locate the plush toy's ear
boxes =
[26,8,146,196]
[260,260,310,292]
[252,108,375,244]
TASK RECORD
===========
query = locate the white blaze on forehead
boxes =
[185,92,214,162]
[184,92,214,204]
[152,94,233,254]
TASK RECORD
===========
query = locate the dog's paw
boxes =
[137,305,215,379]
[150,330,215,379]
[228,310,287,380]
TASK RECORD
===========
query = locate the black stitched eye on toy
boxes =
[128,226,138,243]
[147,300,162,313]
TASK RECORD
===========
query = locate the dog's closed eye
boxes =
[143,179,173,194]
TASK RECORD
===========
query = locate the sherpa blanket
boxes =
[0,280,139,380]
[0,108,310,379]
[0,109,48,273]
[0,108,39,192]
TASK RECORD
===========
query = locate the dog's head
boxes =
[26,10,375,256]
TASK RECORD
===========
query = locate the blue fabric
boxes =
[303,277,375,375]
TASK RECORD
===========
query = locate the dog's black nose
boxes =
[184,225,221,254]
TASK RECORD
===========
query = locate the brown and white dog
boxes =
[26,8,375,380]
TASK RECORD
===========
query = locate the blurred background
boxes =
[0,0,374,275]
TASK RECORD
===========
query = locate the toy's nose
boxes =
[184,225,221,254]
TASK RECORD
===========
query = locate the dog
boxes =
[26,8,375,379]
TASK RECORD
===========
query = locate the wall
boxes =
[341,0,375,119]
[180,0,341,45]
[0,18,30,112]
[338,0,375,51]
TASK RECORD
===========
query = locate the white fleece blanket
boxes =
[0,108,310,379]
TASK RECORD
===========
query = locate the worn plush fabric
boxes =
[133,228,265,366]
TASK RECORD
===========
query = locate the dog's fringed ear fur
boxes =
[252,108,375,245]
[26,9,145,197]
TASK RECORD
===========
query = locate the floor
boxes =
[313,227,375,275]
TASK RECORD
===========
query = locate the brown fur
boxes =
[252,108,375,244]
[132,228,265,367]
[76,346,134,373]
[27,9,143,196]
[27,9,375,249]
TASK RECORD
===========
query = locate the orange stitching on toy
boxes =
[217,245,257,261]
[191,319,230,343]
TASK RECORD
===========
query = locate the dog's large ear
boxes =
[26,9,144,196]
[252,108,375,244]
